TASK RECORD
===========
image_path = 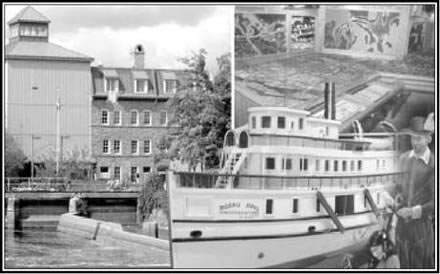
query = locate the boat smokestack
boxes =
[324,82,330,119]
[331,82,336,120]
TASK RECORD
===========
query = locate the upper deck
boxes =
[225,107,396,153]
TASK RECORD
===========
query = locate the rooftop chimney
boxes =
[132,44,145,69]
[331,82,336,120]
[323,81,337,120]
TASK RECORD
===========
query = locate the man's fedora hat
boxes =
[399,115,433,136]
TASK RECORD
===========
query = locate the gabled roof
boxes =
[5,40,93,62]
[8,6,51,25]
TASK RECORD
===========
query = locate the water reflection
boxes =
[5,229,170,269]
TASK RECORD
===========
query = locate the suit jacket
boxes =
[399,150,435,220]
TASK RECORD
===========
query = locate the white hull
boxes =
[171,222,382,268]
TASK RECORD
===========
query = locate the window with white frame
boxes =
[160,111,167,126]
[114,166,121,180]
[101,110,109,125]
[131,140,139,154]
[135,79,148,93]
[130,110,138,125]
[113,111,121,125]
[103,140,109,154]
[130,166,138,182]
[100,166,110,179]
[144,140,151,154]
[164,79,177,94]
[105,78,118,92]
[113,140,121,154]
[143,111,151,126]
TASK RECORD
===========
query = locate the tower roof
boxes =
[8,6,51,25]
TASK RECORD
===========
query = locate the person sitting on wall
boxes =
[68,193,80,215]
[395,115,435,268]
[76,192,89,218]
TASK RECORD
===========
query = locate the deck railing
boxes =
[4,177,142,193]
[174,171,404,190]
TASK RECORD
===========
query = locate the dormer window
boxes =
[135,79,148,93]
[106,78,118,92]
[165,80,178,94]
[133,70,149,94]
[102,69,119,93]
[162,71,178,94]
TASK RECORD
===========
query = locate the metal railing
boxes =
[174,171,405,190]
[5,177,142,193]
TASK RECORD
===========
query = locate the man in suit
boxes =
[395,115,435,268]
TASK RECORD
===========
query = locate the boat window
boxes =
[315,159,320,171]
[335,195,354,215]
[266,158,275,170]
[325,160,330,172]
[225,131,235,146]
[286,159,292,170]
[265,199,273,215]
[382,160,386,168]
[277,116,286,129]
[325,126,329,136]
[303,158,308,171]
[290,121,295,130]
[334,160,338,172]
[299,118,304,130]
[239,131,248,148]
[358,160,362,171]
[316,199,321,212]
[342,160,347,172]
[350,160,355,171]
[376,160,380,170]
[299,158,303,171]
[376,192,380,205]
[262,116,271,128]
[251,116,256,129]
[292,199,299,213]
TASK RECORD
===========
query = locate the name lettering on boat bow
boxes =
[218,202,259,218]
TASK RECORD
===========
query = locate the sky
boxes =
[4,4,233,74]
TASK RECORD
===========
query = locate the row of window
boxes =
[100,166,151,182]
[252,116,304,130]
[264,193,381,216]
[265,157,365,172]
[105,78,178,94]
[101,110,167,126]
[102,139,166,155]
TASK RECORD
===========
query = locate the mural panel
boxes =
[324,8,401,55]
[235,13,287,58]
[290,16,315,50]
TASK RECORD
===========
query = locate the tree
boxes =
[137,172,168,225]
[5,132,27,177]
[36,146,92,179]
[167,49,231,171]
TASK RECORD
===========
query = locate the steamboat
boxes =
[167,87,401,268]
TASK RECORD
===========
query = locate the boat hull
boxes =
[171,222,382,268]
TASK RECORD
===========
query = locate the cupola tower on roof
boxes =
[8,6,51,42]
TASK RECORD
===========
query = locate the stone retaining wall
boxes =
[57,213,169,251]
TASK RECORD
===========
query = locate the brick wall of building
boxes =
[92,98,174,181]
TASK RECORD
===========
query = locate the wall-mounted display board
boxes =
[319,5,411,59]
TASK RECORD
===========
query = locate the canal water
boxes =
[4,229,170,269]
